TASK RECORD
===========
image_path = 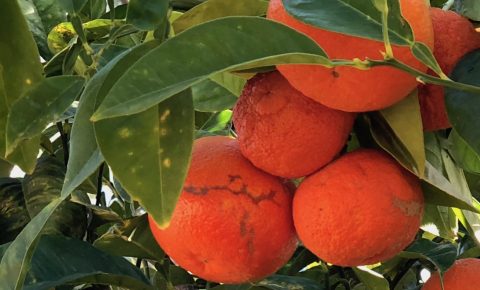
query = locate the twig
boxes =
[95,163,105,206]
[56,122,69,166]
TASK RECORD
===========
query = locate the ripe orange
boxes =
[419,8,480,131]
[293,149,424,266]
[149,136,297,284]
[267,0,434,112]
[233,71,355,179]
[422,258,480,290]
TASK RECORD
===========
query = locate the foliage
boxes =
[0,0,480,289]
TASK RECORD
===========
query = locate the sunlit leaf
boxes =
[281,0,412,45]
[172,0,268,33]
[91,17,329,121]
[354,267,389,290]
[380,91,425,177]
[6,76,84,155]
[62,41,160,197]
[0,0,43,174]
[95,90,194,228]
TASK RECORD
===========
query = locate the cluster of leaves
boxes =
[0,0,480,289]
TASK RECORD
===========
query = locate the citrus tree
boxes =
[1,0,480,289]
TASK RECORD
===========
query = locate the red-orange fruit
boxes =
[233,71,355,179]
[422,258,480,290]
[293,149,424,266]
[149,136,297,284]
[419,8,480,131]
[267,0,434,112]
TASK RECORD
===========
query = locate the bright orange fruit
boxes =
[293,149,424,266]
[422,258,480,290]
[267,0,434,112]
[149,136,297,284]
[233,71,355,179]
[419,8,480,131]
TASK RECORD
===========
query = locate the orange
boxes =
[422,258,480,290]
[293,149,424,266]
[233,71,355,179]
[267,0,434,112]
[149,136,297,284]
[419,8,480,131]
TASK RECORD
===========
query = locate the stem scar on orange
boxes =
[149,136,298,284]
[293,149,424,267]
[267,0,434,112]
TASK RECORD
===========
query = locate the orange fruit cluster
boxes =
[147,1,480,285]
[419,8,480,131]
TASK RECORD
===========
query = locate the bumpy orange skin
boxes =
[233,71,355,179]
[149,136,297,284]
[293,149,424,267]
[419,8,480,131]
[267,0,434,112]
[422,258,480,290]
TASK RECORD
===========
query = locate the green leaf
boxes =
[421,204,458,241]
[0,0,43,174]
[91,16,329,121]
[23,235,153,290]
[192,79,237,112]
[424,132,443,171]
[392,269,418,290]
[281,0,413,45]
[0,198,63,290]
[368,114,479,212]
[455,0,480,21]
[279,248,318,276]
[94,215,164,261]
[256,275,325,290]
[210,72,247,96]
[0,159,13,177]
[367,113,418,174]
[423,162,479,213]
[23,156,88,239]
[379,91,425,177]
[61,41,160,197]
[171,0,205,11]
[448,130,480,174]
[445,49,480,158]
[94,89,194,228]
[81,0,107,20]
[195,110,233,138]
[411,42,445,78]
[126,0,169,30]
[5,76,84,155]
[0,178,30,244]
[172,0,268,33]
[17,0,68,59]
[57,0,89,14]
[442,150,480,245]
[400,239,456,274]
[353,267,389,290]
